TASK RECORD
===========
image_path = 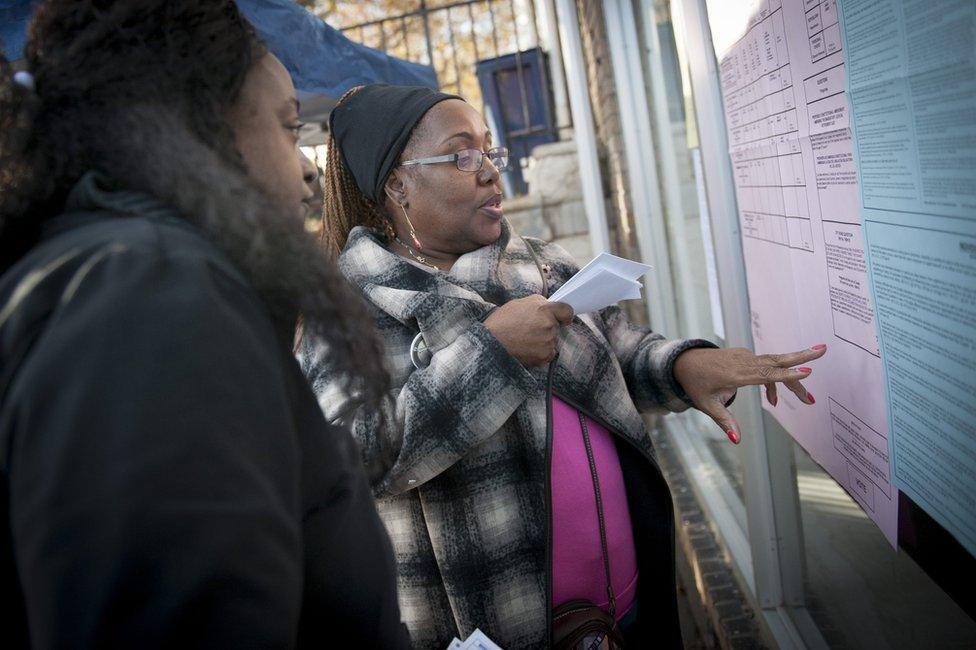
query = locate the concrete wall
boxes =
[505,140,593,265]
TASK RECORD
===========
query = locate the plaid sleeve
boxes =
[529,237,718,413]
[302,321,539,498]
[596,306,717,413]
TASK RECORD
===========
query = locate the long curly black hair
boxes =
[0,0,391,434]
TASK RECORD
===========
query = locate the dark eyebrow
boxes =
[440,131,475,146]
[440,129,492,147]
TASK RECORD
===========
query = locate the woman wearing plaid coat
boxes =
[302,85,824,649]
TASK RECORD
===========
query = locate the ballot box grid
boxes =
[720,0,815,252]
[804,0,842,64]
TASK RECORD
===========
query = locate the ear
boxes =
[384,168,409,207]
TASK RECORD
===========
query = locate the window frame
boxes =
[612,0,831,646]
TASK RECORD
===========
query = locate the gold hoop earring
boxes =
[400,203,424,250]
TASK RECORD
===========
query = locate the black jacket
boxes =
[0,175,408,648]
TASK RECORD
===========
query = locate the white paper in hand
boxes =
[548,252,652,314]
[460,628,503,650]
[554,268,642,314]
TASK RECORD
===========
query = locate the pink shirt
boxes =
[551,397,638,620]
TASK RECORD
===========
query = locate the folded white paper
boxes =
[460,628,502,650]
[444,628,503,650]
[548,252,652,314]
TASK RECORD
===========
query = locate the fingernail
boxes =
[806,391,816,404]
[797,367,812,373]
[811,344,827,350]
[726,429,740,444]
[770,394,778,407]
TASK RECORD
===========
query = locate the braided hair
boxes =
[320,85,439,257]
[321,86,392,256]
[0,0,390,422]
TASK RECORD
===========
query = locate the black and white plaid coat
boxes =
[301,221,714,649]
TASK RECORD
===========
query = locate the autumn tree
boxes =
[294,0,541,110]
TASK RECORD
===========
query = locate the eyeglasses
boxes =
[399,147,510,173]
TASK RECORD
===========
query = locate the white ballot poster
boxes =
[706,0,898,545]
[840,0,976,557]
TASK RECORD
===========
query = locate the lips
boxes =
[479,193,503,219]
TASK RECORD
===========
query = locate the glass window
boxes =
[650,0,747,530]
[652,0,976,647]
[795,443,976,649]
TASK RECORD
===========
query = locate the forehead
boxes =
[240,53,296,113]
[423,99,489,141]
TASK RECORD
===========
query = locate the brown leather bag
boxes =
[551,413,628,650]
[552,599,626,649]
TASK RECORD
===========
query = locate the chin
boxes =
[475,219,504,246]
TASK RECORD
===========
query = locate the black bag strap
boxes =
[521,236,550,297]
[578,412,617,619]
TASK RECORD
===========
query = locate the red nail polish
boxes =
[811,344,827,350]
[806,391,816,404]
[770,394,778,407]
[797,367,812,373]
[726,429,740,444]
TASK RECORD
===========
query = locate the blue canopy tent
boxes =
[236,0,438,143]
[1,0,438,144]
[0,1,36,63]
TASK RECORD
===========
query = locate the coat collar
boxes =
[339,221,651,450]
[63,171,175,221]
[340,218,547,301]
[339,220,547,353]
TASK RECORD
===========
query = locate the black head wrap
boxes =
[329,83,463,204]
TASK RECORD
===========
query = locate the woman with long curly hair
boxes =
[0,2,407,646]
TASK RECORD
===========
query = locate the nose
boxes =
[300,151,318,185]
[478,152,502,186]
